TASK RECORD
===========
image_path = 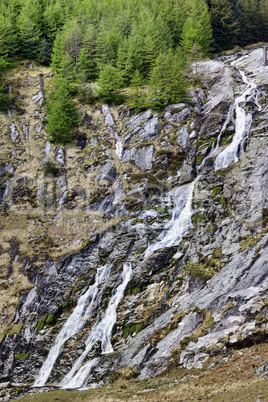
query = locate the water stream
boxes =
[115,136,123,159]
[214,70,261,170]
[101,104,123,159]
[197,69,261,173]
[143,180,196,259]
[60,262,132,389]
[34,265,111,386]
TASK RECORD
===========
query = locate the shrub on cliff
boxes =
[147,51,188,109]
[45,77,79,144]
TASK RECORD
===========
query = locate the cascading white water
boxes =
[101,104,123,159]
[216,105,233,149]
[34,264,111,386]
[143,181,196,258]
[115,138,123,159]
[197,102,234,173]
[214,70,261,170]
[60,262,132,389]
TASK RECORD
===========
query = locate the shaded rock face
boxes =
[0,49,267,393]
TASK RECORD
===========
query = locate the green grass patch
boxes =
[14,352,29,361]
[211,186,222,197]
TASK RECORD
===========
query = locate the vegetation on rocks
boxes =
[0,11,267,397]
[45,77,79,144]
[15,344,268,402]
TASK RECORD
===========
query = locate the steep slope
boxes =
[0,48,267,398]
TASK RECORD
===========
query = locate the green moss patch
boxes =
[36,316,47,332]
[186,252,224,281]
[239,223,268,252]
[14,352,29,361]
[8,322,24,336]
[123,322,145,338]
[193,214,206,226]
[212,186,222,197]
[62,300,75,313]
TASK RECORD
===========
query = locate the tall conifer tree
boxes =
[181,0,213,55]
[46,77,79,144]
[210,0,239,51]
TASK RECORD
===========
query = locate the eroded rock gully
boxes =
[0,48,267,399]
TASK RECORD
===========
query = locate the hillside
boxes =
[0,47,267,400]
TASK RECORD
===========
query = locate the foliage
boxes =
[37,39,52,66]
[210,0,239,52]
[14,352,29,361]
[0,0,267,106]
[44,160,59,177]
[77,83,95,104]
[0,74,9,111]
[126,70,147,112]
[97,64,124,103]
[45,76,79,144]
[147,50,189,109]
[181,0,213,55]
[0,56,9,110]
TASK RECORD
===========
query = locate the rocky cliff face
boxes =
[0,48,267,397]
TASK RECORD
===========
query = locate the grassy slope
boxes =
[14,343,268,401]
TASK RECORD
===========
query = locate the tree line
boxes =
[0,0,267,141]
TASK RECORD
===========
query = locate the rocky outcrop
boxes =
[0,48,267,398]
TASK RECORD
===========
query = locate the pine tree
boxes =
[0,75,8,111]
[181,0,213,55]
[79,24,98,81]
[58,53,77,82]
[126,70,147,112]
[64,21,82,66]
[95,23,122,70]
[51,32,65,71]
[77,47,89,81]
[210,0,239,51]
[17,0,42,58]
[116,24,143,81]
[97,64,124,102]
[43,0,65,41]
[238,0,260,45]
[0,11,18,59]
[37,39,51,66]
[17,14,41,57]
[46,77,79,144]
[140,35,158,78]
[259,0,268,41]
[148,51,188,109]
[0,57,9,111]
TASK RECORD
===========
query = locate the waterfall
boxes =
[214,70,261,170]
[34,265,111,386]
[143,181,196,258]
[60,262,132,389]
[101,104,123,159]
[216,105,234,149]
[115,136,123,159]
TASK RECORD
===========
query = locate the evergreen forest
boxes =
[0,0,268,141]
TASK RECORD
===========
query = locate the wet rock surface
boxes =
[0,48,267,398]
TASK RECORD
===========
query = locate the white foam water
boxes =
[60,262,132,389]
[214,70,261,170]
[34,265,111,386]
[143,181,196,258]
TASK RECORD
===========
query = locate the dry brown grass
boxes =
[16,343,268,402]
